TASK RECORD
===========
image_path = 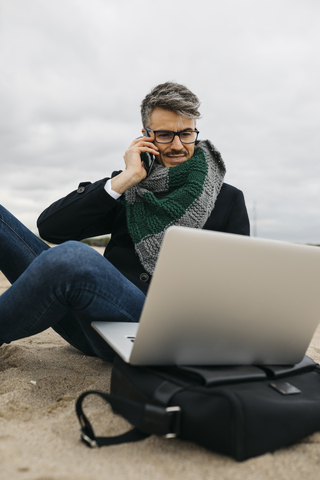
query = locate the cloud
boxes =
[1,0,320,242]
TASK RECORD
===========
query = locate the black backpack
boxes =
[76,355,320,461]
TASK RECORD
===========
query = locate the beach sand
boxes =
[1,267,320,480]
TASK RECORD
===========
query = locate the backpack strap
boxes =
[75,390,181,448]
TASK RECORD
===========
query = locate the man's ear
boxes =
[141,128,146,136]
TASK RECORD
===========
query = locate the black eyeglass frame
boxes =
[145,127,199,144]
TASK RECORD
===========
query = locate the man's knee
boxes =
[0,204,9,222]
[37,241,104,280]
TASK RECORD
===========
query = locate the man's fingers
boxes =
[138,144,159,155]
[126,139,159,156]
[131,136,158,147]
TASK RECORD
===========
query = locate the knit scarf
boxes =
[124,140,226,275]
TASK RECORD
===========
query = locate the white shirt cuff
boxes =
[104,179,122,200]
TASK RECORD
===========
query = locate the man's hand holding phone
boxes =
[111,134,159,195]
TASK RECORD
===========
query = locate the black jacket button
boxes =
[139,273,149,282]
[77,186,85,193]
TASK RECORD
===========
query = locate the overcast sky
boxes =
[1,0,320,243]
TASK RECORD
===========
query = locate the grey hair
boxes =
[140,82,201,128]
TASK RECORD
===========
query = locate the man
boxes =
[0,82,249,361]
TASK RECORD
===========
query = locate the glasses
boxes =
[145,128,199,144]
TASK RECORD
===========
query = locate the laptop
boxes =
[92,226,320,366]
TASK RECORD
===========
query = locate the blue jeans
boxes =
[0,205,145,361]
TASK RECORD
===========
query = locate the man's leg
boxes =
[0,241,145,361]
[0,205,98,356]
[0,204,50,283]
[0,205,144,360]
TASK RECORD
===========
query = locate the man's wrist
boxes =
[104,179,122,199]
[109,169,144,195]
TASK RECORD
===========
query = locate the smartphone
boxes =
[141,130,155,175]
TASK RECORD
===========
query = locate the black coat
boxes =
[37,175,250,294]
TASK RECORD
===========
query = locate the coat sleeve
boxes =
[37,176,122,244]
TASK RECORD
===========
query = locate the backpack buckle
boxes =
[165,406,181,438]
[141,404,181,438]
[80,429,98,448]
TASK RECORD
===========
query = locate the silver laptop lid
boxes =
[128,227,320,365]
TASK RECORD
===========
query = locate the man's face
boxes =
[142,107,196,168]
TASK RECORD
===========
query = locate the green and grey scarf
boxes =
[124,140,226,275]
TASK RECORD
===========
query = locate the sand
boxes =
[1,267,320,480]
